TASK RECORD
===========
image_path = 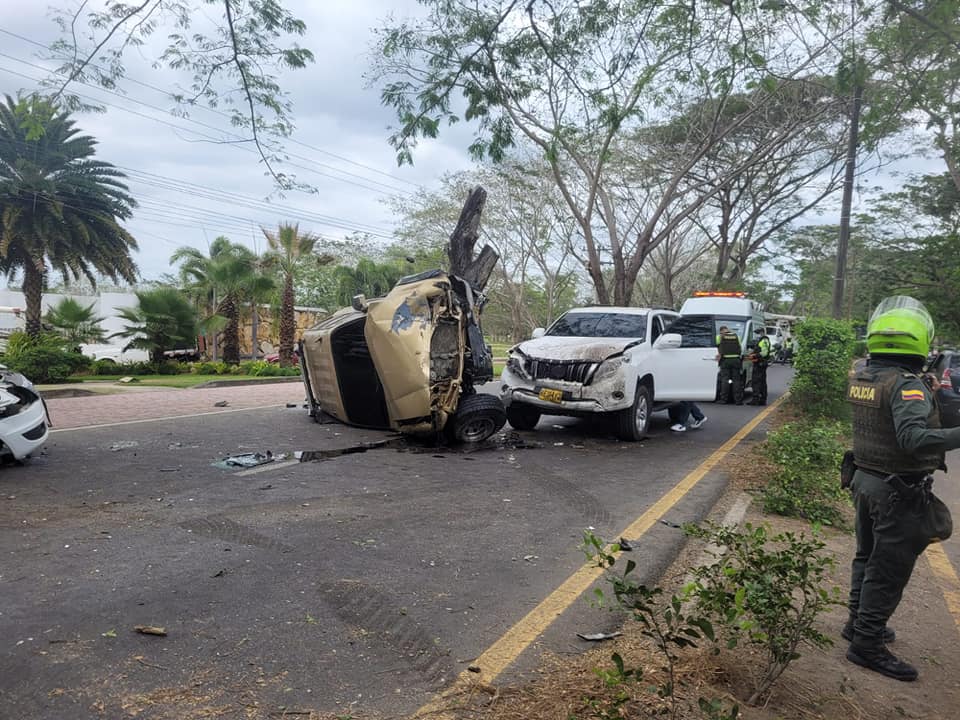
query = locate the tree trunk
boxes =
[22,259,44,337]
[279,274,295,366]
[220,294,241,364]
[832,82,863,319]
[251,302,259,361]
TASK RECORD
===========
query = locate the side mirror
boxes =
[654,333,682,349]
[531,327,546,339]
[351,294,368,312]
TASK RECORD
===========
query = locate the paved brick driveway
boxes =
[46,381,305,430]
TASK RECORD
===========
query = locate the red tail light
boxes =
[942,368,953,385]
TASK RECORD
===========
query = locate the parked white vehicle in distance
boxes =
[80,344,150,363]
[500,307,719,440]
[0,366,50,460]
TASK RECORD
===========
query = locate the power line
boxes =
[0,53,415,197]
[0,26,424,191]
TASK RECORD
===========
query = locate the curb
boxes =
[191,376,302,389]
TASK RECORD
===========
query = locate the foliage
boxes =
[0,94,138,335]
[686,522,841,706]
[44,298,106,345]
[1,331,88,383]
[581,532,738,720]
[763,420,850,526]
[192,361,232,376]
[47,1,314,189]
[238,359,299,377]
[789,318,855,417]
[333,259,406,305]
[111,287,198,365]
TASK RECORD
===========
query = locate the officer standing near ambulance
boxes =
[716,325,743,404]
[845,296,960,681]
[749,328,771,405]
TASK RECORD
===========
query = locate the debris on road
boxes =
[617,537,634,551]
[213,400,229,407]
[577,631,623,642]
[213,451,274,469]
[285,403,298,408]
[108,440,139,451]
[133,625,167,636]
[118,376,139,384]
[468,665,482,673]
[659,519,683,529]
[211,569,226,578]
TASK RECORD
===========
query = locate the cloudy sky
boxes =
[0,1,477,281]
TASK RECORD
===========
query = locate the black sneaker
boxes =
[841,623,895,643]
[846,645,917,681]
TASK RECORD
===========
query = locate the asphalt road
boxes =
[0,367,793,719]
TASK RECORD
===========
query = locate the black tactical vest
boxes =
[718,332,741,358]
[847,366,943,475]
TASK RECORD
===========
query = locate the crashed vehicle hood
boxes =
[512,336,646,361]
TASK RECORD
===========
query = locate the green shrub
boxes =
[686,522,841,706]
[1,331,88,383]
[851,339,867,358]
[762,420,848,526]
[789,318,855,418]
[156,360,183,375]
[91,358,119,375]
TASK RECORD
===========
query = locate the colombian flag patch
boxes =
[901,389,925,401]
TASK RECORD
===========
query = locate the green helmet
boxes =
[866,296,934,357]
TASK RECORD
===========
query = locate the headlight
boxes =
[506,356,530,379]
[589,357,624,384]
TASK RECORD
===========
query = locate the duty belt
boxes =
[858,466,929,486]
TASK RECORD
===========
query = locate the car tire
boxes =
[506,404,541,431]
[447,393,507,444]
[616,383,652,441]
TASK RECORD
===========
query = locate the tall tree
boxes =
[261,222,331,366]
[372,0,848,304]
[172,237,270,363]
[0,94,138,335]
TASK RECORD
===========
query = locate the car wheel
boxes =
[506,404,541,431]
[447,394,507,444]
[617,384,652,441]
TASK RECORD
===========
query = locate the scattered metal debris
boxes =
[109,440,139,452]
[577,631,623,642]
[213,451,274,470]
[659,519,683,529]
[213,400,229,407]
[617,537,634,551]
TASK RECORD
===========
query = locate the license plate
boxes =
[538,388,563,403]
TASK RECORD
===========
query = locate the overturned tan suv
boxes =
[298,188,506,444]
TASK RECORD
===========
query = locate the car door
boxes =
[649,314,718,400]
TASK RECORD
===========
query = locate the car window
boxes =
[950,353,960,368]
[546,312,647,339]
[664,315,715,348]
[650,315,664,343]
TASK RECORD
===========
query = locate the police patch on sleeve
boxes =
[901,389,925,401]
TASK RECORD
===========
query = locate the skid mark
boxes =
[320,580,454,684]
[179,516,292,552]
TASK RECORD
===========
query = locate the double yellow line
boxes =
[416,397,785,717]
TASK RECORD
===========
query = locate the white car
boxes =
[500,307,719,440]
[0,367,50,460]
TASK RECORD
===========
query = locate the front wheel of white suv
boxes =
[616,384,652,441]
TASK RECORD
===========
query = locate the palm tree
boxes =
[334,258,404,306]
[172,237,274,363]
[0,94,138,335]
[44,297,106,345]
[262,222,332,365]
[111,287,197,364]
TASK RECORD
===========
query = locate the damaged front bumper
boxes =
[500,363,632,415]
[0,373,49,460]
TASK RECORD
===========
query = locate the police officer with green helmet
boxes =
[846,296,958,681]
[716,325,743,404]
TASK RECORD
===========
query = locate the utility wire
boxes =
[0,26,424,191]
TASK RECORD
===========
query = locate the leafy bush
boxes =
[90,358,119,375]
[1,331,88,383]
[686,523,841,706]
[156,360,183,375]
[763,420,848,526]
[190,361,232,375]
[789,318,855,418]
[239,360,300,377]
[851,339,867,358]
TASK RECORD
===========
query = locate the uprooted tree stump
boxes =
[447,186,498,293]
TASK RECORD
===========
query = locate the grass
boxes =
[63,374,299,389]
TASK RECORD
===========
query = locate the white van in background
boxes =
[675,291,767,395]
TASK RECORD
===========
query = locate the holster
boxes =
[840,450,856,489]
[884,473,954,544]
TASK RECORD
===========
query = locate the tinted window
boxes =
[950,353,960,368]
[547,312,647,339]
[665,315,716,348]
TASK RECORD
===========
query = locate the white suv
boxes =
[500,307,719,440]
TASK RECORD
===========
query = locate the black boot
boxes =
[846,644,917,681]
[842,622,895,643]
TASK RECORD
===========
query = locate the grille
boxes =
[23,421,46,440]
[529,359,596,384]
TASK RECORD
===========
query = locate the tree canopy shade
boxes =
[111,286,198,364]
[0,94,138,336]
[47,0,314,189]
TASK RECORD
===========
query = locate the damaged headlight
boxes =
[505,356,530,379]
[588,357,625,384]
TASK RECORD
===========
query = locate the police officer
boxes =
[716,325,743,404]
[846,296,960,681]
[748,328,771,405]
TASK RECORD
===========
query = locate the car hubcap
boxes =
[634,396,648,434]
[461,417,496,443]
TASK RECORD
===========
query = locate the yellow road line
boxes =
[416,395,785,717]
[926,543,960,634]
